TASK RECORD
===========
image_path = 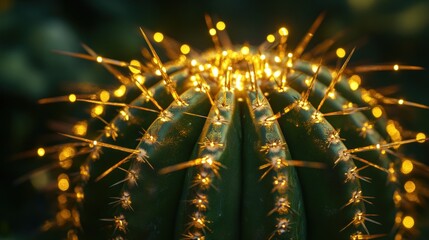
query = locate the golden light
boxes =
[96,56,103,63]
[216,21,226,31]
[278,27,288,36]
[99,90,110,103]
[114,85,126,97]
[402,216,415,229]
[73,121,88,136]
[153,32,164,42]
[404,181,416,193]
[416,132,426,143]
[336,48,346,58]
[240,46,250,55]
[92,105,104,116]
[59,146,75,161]
[393,64,399,71]
[60,209,71,219]
[398,99,404,105]
[266,34,276,43]
[209,28,217,36]
[68,94,76,103]
[372,106,383,118]
[128,60,141,74]
[134,74,145,85]
[57,174,70,191]
[180,44,191,55]
[401,159,414,174]
[37,147,45,157]
[348,75,361,91]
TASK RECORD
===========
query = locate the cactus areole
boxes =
[36,15,428,240]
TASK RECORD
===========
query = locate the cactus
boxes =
[33,15,429,240]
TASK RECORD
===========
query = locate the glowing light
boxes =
[134,74,145,85]
[57,174,70,191]
[96,56,103,63]
[336,48,346,58]
[401,159,413,174]
[37,148,45,157]
[278,27,288,36]
[241,46,250,55]
[266,34,276,43]
[416,132,426,143]
[348,75,361,91]
[153,32,164,42]
[393,64,399,71]
[402,216,415,229]
[92,105,104,116]
[209,28,217,36]
[372,106,383,118]
[68,94,76,103]
[99,90,110,103]
[114,85,126,97]
[180,44,191,55]
[59,146,75,161]
[129,60,141,74]
[216,21,226,31]
[398,99,404,105]
[404,181,416,193]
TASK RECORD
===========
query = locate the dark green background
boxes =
[1,0,429,239]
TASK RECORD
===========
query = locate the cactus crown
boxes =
[33,14,429,240]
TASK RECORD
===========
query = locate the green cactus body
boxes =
[34,17,429,240]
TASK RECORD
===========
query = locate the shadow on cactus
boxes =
[29,14,429,239]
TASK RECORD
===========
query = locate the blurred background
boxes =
[1,0,429,238]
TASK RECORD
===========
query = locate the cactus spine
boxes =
[34,15,429,240]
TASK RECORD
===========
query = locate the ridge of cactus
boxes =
[28,14,429,240]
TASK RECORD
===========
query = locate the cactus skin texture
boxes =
[34,15,429,240]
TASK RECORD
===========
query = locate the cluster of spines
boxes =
[29,14,429,240]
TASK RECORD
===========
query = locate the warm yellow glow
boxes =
[311,64,319,73]
[393,64,399,71]
[209,28,217,36]
[114,85,126,97]
[328,91,336,99]
[372,106,383,118]
[240,46,250,55]
[278,27,288,36]
[401,159,414,174]
[153,32,164,42]
[216,21,226,31]
[92,105,104,116]
[37,147,45,157]
[68,94,76,103]
[99,90,110,103]
[59,146,75,162]
[180,44,191,55]
[336,48,346,58]
[57,174,70,191]
[416,132,426,143]
[129,60,141,74]
[274,56,281,63]
[96,56,103,63]
[404,181,416,193]
[266,34,275,43]
[134,74,145,85]
[73,121,87,136]
[398,99,404,105]
[348,75,361,91]
[402,216,415,229]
